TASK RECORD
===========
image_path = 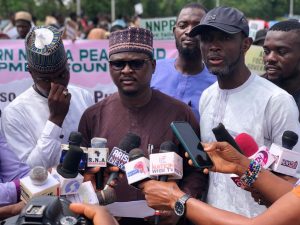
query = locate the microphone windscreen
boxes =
[29,166,48,186]
[159,141,178,153]
[282,130,299,150]
[118,133,141,153]
[129,148,144,161]
[57,145,84,178]
[68,131,82,146]
[235,133,258,157]
[91,137,107,148]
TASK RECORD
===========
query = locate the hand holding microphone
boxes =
[105,133,141,190]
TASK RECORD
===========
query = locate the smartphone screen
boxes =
[171,121,213,169]
[60,150,87,171]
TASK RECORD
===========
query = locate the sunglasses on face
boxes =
[109,58,152,71]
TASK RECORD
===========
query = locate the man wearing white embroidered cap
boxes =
[1,25,94,169]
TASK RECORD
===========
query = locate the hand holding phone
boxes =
[171,121,213,169]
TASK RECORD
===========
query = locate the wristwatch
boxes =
[174,193,191,216]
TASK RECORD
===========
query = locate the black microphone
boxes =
[104,133,141,190]
[282,130,299,150]
[97,186,117,205]
[212,123,243,154]
[68,131,82,146]
[53,145,84,195]
[62,131,86,171]
[269,130,300,176]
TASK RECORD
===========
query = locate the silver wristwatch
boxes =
[174,193,191,217]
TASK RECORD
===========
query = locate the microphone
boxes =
[150,141,182,180]
[231,133,275,187]
[89,138,109,190]
[235,133,275,168]
[20,166,60,203]
[235,133,258,157]
[270,130,300,176]
[125,148,151,188]
[97,186,117,205]
[68,131,82,146]
[212,123,243,154]
[51,145,84,195]
[282,130,299,150]
[60,131,87,171]
[105,133,141,189]
[150,141,181,225]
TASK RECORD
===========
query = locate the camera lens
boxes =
[60,216,78,225]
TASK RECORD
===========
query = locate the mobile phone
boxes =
[60,149,87,171]
[170,121,213,169]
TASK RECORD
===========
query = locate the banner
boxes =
[0,40,177,116]
[0,39,265,117]
[140,17,176,40]
[245,45,265,76]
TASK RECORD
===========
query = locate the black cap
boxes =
[253,29,267,45]
[190,6,249,37]
[57,145,84,178]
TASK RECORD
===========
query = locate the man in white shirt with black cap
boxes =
[189,6,300,217]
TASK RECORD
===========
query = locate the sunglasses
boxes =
[109,59,151,71]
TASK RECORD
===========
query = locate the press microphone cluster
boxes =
[124,141,183,187]
[231,133,276,187]
[20,132,88,203]
[95,133,142,206]
[105,133,141,190]
[52,144,85,195]
[123,141,183,225]
[230,130,300,188]
[269,130,300,176]
[20,166,60,203]
[211,124,300,184]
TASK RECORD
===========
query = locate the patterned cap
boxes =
[25,25,67,74]
[109,27,153,58]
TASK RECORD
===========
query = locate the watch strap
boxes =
[179,193,191,204]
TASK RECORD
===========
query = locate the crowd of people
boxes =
[0,10,140,40]
[1,2,300,225]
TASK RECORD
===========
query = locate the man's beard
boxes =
[120,89,139,97]
[208,51,242,78]
[176,39,201,60]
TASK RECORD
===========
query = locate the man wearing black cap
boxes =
[189,6,300,217]
[1,25,94,169]
[253,28,267,46]
[79,27,207,225]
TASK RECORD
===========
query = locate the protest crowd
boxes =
[1,2,300,225]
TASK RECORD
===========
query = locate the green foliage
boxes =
[0,0,300,22]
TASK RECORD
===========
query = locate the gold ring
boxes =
[63,90,68,96]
